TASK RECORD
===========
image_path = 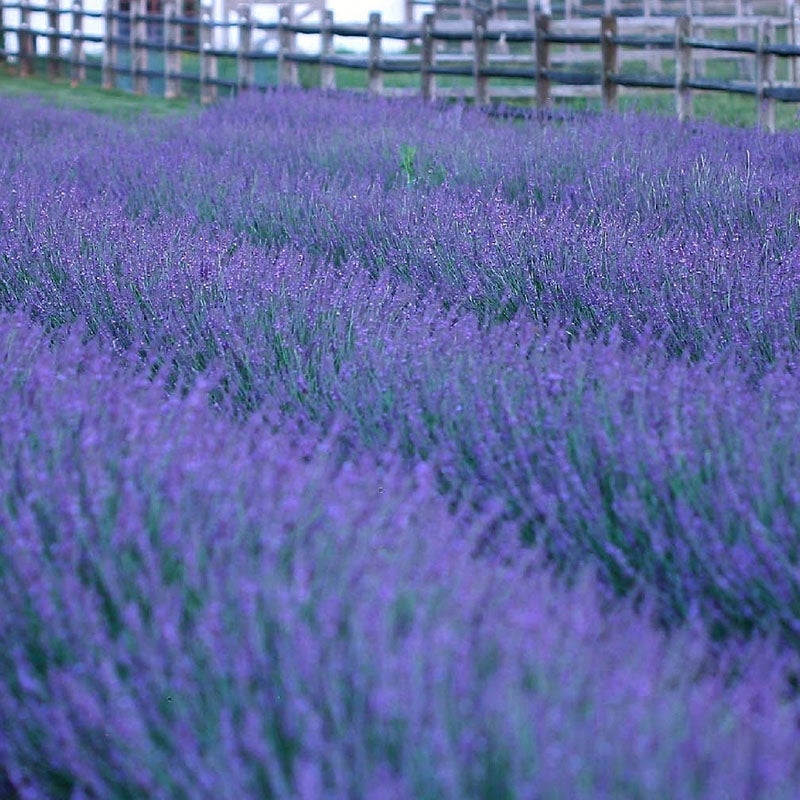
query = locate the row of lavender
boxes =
[1,91,800,796]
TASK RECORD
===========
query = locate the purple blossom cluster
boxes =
[2,90,800,797]
[2,315,799,799]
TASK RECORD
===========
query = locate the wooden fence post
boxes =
[756,18,776,133]
[237,3,253,91]
[527,0,536,79]
[278,4,298,87]
[181,0,196,48]
[535,13,551,109]
[320,8,335,90]
[19,0,34,76]
[421,12,435,101]
[642,0,661,72]
[601,14,618,111]
[473,9,489,106]
[47,0,60,78]
[164,1,181,98]
[131,0,147,95]
[741,0,757,79]
[71,0,85,86]
[791,2,799,86]
[565,0,579,61]
[200,5,217,103]
[687,0,706,78]
[495,0,508,55]
[368,11,383,95]
[102,0,117,89]
[675,15,693,122]
[405,0,417,52]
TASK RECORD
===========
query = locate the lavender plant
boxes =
[1,314,799,799]
[2,90,800,796]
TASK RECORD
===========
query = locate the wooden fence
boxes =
[407,0,792,20]
[2,1,800,130]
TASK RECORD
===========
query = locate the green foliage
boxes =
[399,143,418,185]
[397,142,448,188]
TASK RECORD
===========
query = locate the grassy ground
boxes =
[0,62,198,119]
[1,47,798,129]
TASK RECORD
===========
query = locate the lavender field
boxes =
[2,90,800,798]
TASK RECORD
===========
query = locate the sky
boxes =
[324,0,412,22]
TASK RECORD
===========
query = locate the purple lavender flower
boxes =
[2,91,800,798]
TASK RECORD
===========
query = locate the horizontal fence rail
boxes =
[1,1,799,129]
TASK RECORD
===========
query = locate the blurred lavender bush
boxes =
[2,91,800,797]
